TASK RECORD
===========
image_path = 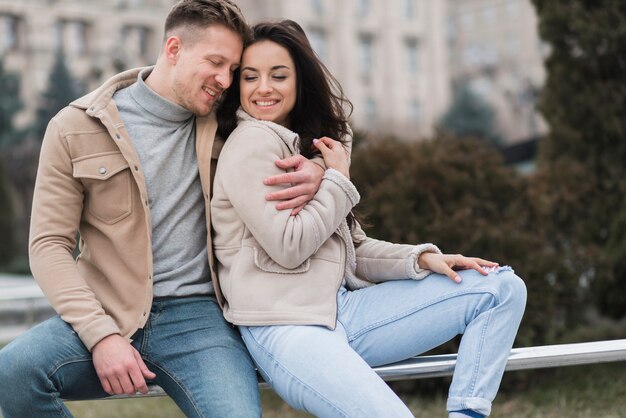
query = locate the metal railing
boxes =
[96,339,626,400]
[2,284,625,401]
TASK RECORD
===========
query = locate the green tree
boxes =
[34,50,83,141]
[439,84,501,144]
[0,157,15,266]
[532,0,626,317]
[350,136,577,346]
[0,56,23,148]
[0,57,19,265]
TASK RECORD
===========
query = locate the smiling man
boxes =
[0,1,325,417]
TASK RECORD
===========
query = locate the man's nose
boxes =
[215,68,232,89]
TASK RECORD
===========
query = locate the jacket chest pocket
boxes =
[73,152,132,224]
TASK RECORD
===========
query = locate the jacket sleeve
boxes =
[216,125,359,269]
[29,117,121,350]
[351,221,441,283]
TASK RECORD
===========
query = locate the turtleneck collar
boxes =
[129,67,194,123]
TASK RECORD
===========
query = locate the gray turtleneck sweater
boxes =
[113,68,213,298]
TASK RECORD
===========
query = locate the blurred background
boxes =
[0,0,625,416]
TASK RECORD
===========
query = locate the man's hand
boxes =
[264,155,324,215]
[92,334,156,396]
[418,252,499,284]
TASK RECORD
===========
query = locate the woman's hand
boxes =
[418,252,499,284]
[313,137,350,179]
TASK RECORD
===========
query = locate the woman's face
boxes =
[239,40,297,127]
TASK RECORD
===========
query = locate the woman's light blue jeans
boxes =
[0,296,261,418]
[240,267,526,417]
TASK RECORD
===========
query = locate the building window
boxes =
[506,37,521,58]
[123,25,153,58]
[482,43,498,66]
[409,99,421,122]
[357,0,371,18]
[506,0,520,17]
[56,20,91,56]
[462,43,481,67]
[404,38,418,74]
[310,0,324,16]
[52,21,62,51]
[404,0,416,20]
[364,97,377,126]
[460,11,474,30]
[0,14,20,52]
[308,28,328,61]
[359,34,374,78]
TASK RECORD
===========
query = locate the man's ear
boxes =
[164,36,182,64]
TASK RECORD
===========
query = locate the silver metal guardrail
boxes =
[98,339,626,400]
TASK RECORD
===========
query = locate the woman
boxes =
[212,20,526,418]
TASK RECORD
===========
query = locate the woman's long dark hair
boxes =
[216,19,353,159]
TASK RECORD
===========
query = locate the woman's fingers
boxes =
[437,260,462,283]
[313,137,350,178]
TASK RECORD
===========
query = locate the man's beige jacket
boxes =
[28,68,223,350]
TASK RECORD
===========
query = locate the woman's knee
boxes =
[494,269,527,312]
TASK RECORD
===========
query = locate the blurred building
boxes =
[0,0,172,129]
[0,0,548,143]
[447,0,548,144]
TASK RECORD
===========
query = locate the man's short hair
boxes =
[164,0,251,44]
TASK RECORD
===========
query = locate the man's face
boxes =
[171,24,243,116]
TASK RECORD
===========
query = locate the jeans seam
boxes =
[45,374,74,418]
[47,357,93,378]
[347,287,498,341]
[141,306,205,418]
[143,357,205,418]
[469,308,494,395]
[46,357,93,417]
[245,328,350,418]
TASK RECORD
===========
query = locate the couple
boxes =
[0,1,526,417]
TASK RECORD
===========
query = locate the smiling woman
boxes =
[239,40,297,127]
[211,19,526,418]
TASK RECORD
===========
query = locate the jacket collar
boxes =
[236,108,300,155]
[70,67,149,115]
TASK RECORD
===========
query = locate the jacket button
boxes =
[99,167,107,175]
[116,134,121,140]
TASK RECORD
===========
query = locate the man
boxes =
[0,1,323,416]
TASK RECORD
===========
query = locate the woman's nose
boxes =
[258,79,272,94]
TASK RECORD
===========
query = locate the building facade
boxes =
[0,0,172,129]
[447,0,548,143]
[1,0,547,143]
[1,0,451,140]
